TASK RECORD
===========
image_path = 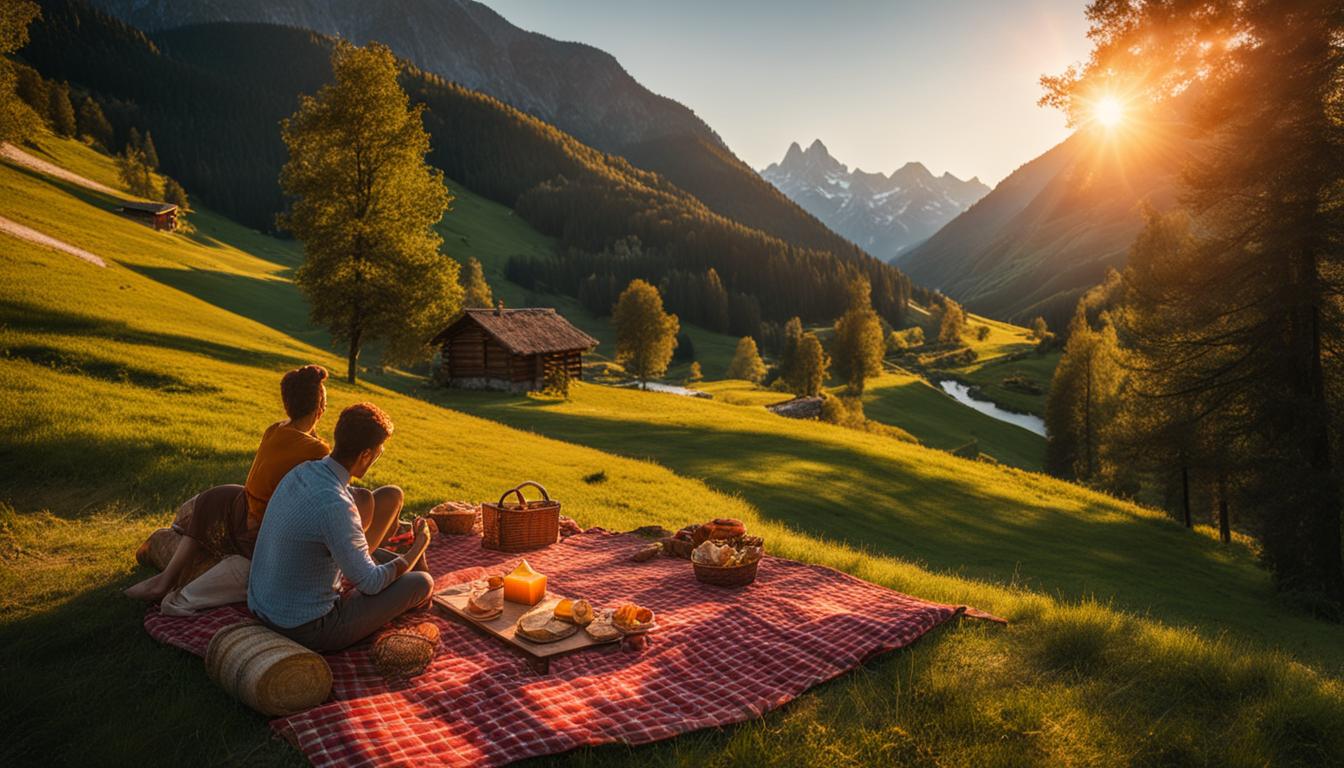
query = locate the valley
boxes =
[2,131,1342,767]
[5,1,1344,766]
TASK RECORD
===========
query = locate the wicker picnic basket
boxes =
[205,620,332,716]
[692,559,760,588]
[481,481,560,552]
[428,501,480,536]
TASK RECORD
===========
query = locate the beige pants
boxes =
[159,555,250,616]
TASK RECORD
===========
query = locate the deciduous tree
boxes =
[279,42,459,382]
[831,277,885,394]
[726,336,767,384]
[791,332,830,396]
[612,278,679,386]
[0,1,40,142]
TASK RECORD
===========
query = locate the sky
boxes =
[481,0,1094,186]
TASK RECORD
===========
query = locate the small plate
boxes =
[464,605,503,622]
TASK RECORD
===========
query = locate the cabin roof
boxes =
[432,308,599,356]
[120,201,178,215]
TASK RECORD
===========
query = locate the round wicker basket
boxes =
[428,501,479,536]
[371,622,441,678]
[692,559,759,587]
[205,620,332,716]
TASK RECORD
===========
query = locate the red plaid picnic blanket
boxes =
[145,530,964,767]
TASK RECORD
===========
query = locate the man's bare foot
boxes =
[124,572,172,602]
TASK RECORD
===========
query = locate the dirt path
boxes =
[0,142,122,196]
[0,214,107,267]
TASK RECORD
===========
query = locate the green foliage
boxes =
[830,277,885,394]
[140,130,158,169]
[686,361,703,383]
[116,144,155,199]
[542,365,570,399]
[935,297,967,344]
[459,256,492,309]
[1044,304,1124,484]
[161,176,189,211]
[279,42,459,382]
[75,96,111,149]
[789,332,829,396]
[1047,0,1344,598]
[612,279,679,383]
[0,0,39,143]
[725,336,766,384]
[1030,315,1049,340]
[45,81,75,137]
[975,324,991,342]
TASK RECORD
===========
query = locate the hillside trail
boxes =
[1,142,114,267]
[0,214,107,267]
[1,142,121,196]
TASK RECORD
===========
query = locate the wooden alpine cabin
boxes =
[432,305,598,392]
[118,201,178,231]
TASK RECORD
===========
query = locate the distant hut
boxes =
[431,304,598,392]
[118,201,178,231]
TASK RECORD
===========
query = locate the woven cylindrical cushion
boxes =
[371,622,440,678]
[205,621,332,716]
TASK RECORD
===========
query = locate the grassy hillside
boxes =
[4,136,1344,767]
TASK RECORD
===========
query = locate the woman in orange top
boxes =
[126,364,401,602]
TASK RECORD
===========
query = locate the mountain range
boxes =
[83,0,857,257]
[760,140,989,261]
[897,123,1187,328]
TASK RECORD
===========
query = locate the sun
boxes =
[1094,96,1125,128]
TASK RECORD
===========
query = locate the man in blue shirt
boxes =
[249,402,433,651]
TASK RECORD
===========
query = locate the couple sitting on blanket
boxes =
[125,365,435,651]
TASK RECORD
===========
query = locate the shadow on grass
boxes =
[127,265,330,354]
[0,432,253,518]
[2,342,221,394]
[0,298,309,370]
[0,562,305,767]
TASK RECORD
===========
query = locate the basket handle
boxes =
[496,481,550,510]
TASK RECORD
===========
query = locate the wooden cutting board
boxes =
[432,583,621,673]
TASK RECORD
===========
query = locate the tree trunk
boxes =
[1083,351,1094,480]
[347,323,362,384]
[1217,472,1230,545]
[1181,465,1192,529]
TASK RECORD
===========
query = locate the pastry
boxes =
[611,603,654,632]
[631,542,662,562]
[516,601,579,643]
[571,599,594,627]
[553,598,575,622]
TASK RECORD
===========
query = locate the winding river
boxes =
[938,380,1047,437]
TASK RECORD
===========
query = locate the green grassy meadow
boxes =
[4,136,1344,767]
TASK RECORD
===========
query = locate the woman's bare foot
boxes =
[124,571,172,602]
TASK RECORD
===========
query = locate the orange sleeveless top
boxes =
[244,421,331,528]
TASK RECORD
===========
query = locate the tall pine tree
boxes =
[1044,0,1344,599]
